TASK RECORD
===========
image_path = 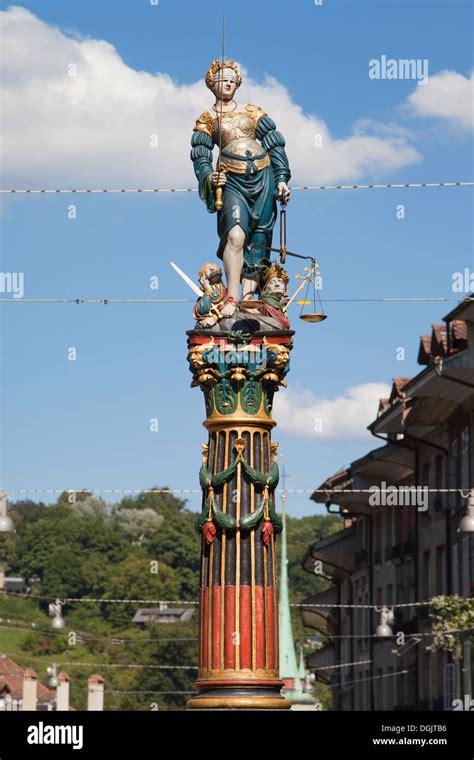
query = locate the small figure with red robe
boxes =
[257,262,291,330]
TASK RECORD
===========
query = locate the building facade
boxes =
[302,298,474,710]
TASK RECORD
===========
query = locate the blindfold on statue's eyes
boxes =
[213,70,238,83]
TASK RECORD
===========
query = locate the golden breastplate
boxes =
[212,112,270,174]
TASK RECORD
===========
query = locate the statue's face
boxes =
[265,277,287,296]
[208,267,221,283]
[200,267,220,285]
[213,75,238,101]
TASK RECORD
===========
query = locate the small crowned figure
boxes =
[190,59,291,319]
[258,262,291,330]
[193,262,227,328]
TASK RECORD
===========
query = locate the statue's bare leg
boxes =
[221,225,246,316]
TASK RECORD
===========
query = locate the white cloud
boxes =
[0,6,421,188]
[406,69,474,131]
[273,382,391,439]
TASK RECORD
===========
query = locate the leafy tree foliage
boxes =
[2,492,340,709]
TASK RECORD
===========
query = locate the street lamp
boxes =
[49,599,65,629]
[375,606,394,637]
[47,663,59,688]
[458,490,474,534]
[0,492,14,534]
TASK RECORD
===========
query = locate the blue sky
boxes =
[1,0,473,516]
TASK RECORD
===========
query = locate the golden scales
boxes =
[239,300,265,309]
[239,200,327,322]
[285,259,327,322]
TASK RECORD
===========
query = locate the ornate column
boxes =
[186,327,293,709]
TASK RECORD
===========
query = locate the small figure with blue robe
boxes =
[193,262,227,328]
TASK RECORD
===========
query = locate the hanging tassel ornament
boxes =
[261,483,273,545]
[203,485,217,544]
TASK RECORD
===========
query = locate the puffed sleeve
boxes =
[256,114,291,187]
[190,113,216,213]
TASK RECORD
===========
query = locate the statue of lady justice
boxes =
[190,59,291,318]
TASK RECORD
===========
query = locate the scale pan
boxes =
[239,300,264,309]
[299,313,327,323]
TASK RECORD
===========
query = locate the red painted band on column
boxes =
[224,585,236,669]
[255,585,265,670]
[266,587,275,670]
[202,586,209,670]
[212,586,221,670]
[239,585,252,670]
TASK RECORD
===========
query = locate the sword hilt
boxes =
[209,303,222,320]
[215,167,226,212]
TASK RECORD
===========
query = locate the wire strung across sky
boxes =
[50,662,198,670]
[0,653,421,673]
[4,589,460,610]
[317,659,371,671]
[0,668,406,690]
[57,658,372,672]
[0,624,197,642]
[1,296,472,304]
[72,668,440,692]
[0,622,470,642]
[330,670,409,688]
[0,652,196,669]
[4,486,473,495]
[1,181,473,193]
[303,629,474,640]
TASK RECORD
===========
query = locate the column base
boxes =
[187,678,291,710]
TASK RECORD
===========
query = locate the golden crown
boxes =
[261,263,289,286]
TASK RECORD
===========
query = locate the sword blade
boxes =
[170,261,204,298]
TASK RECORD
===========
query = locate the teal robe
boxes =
[190,114,291,280]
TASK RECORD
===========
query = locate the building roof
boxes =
[387,377,411,404]
[3,577,26,592]
[372,305,472,440]
[442,294,474,323]
[301,586,338,635]
[450,319,467,342]
[418,320,467,366]
[132,607,194,624]
[0,654,55,703]
[88,674,105,684]
[311,443,415,508]
[310,468,352,503]
[302,524,356,581]
[431,323,448,356]
[417,335,431,366]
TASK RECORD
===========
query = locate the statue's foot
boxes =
[200,316,217,328]
[221,298,238,318]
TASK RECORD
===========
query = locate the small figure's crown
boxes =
[261,262,289,286]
